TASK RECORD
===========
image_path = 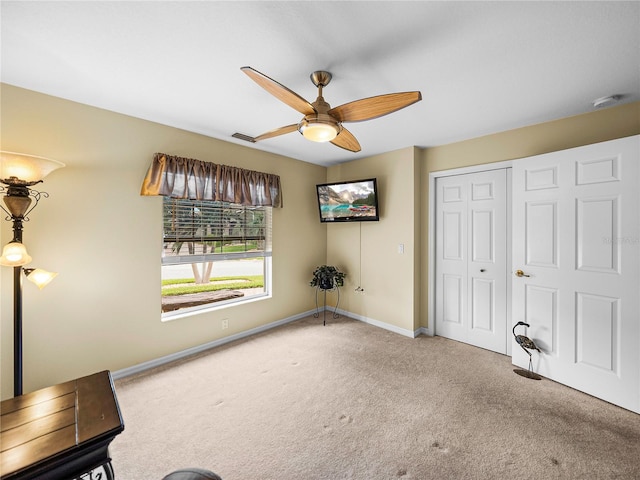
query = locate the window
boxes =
[140,152,282,318]
[161,197,272,316]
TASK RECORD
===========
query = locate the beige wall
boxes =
[0,84,327,398]
[419,101,640,329]
[326,147,420,334]
[2,82,638,399]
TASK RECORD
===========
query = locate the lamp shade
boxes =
[0,151,65,184]
[0,242,32,266]
[24,268,58,289]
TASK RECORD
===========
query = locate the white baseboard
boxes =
[113,308,432,381]
[334,307,420,338]
[112,309,316,380]
[415,326,434,337]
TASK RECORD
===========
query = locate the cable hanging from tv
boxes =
[355,222,364,293]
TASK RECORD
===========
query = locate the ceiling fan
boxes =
[236,66,422,153]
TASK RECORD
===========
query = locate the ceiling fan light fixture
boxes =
[298,118,340,143]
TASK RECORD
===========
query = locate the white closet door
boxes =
[511,135,639,414]
[435,169,508,354]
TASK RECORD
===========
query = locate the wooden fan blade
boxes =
[331,127,361,152]
[242,66,316,116]
[254,124,299,142]
[328,91,422,123]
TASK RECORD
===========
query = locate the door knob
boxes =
[515,269,531,277]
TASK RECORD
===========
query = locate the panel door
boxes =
[435,169,508,354]
[511,135,640,413]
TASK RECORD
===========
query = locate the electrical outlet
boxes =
[221,319,229,330]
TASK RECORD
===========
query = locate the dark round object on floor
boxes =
[513,368,542,380]
[162,468,223,480]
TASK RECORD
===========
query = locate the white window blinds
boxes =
[162,198,272,265]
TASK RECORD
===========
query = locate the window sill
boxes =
[161,291,271,322]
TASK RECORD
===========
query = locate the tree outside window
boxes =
[161,197,271,316]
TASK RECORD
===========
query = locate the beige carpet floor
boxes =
[110,315,640,480]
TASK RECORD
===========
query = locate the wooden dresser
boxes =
[0,370,124,479]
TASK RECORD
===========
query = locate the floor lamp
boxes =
[0,151,65,397]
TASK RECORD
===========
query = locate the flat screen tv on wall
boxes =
[316,178,379,223]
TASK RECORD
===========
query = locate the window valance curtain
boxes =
[140,153,282,207]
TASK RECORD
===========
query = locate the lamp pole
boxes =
[13,267,23,396]
[4,210,57,397]
[1,151,64,397]
[3,190,31,397]
[11,216,24,396]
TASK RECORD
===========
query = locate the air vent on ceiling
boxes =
[232,133,256,143]
[592,95,621,109]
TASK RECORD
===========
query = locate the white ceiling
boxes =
[1,1,639,167]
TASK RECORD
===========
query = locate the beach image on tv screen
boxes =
[317,180,377,220]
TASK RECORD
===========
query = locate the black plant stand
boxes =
[314,285,341,325]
